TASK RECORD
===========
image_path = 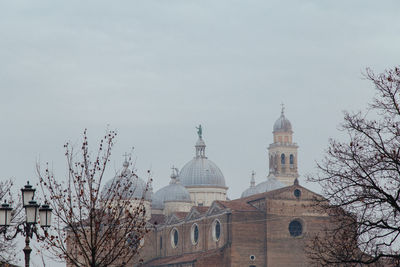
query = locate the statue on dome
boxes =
[196,124,202,138]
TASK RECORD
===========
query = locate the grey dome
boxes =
[180,129,226,188]
[180,156,226,188]
[102,161,152,201]
[152,169,192,210]
[255,175,285,193]
[241,186,259,198]
[273,108,292,132]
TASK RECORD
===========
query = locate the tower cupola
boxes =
[268,105,299,186]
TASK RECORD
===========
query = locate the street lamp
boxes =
[0,201,12,226]
[0,181,52,267]
[21,181,35,207]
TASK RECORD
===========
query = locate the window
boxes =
[160,236,162,250]
[191,223,199,245]
[290,154,294,165]
[212,219,221,241]
[250,255,256,261]
[171,228,179,248]
[294,189,301,198]
[281,153,285,165]
[289,220,303,237]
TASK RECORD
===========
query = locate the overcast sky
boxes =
[1,1,400,266]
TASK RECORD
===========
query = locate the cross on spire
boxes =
[281,103,285,115]
[250,170,256,187]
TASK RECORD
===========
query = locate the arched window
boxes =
[171,228,179,248]
[160,236,163,250]
[281,153,285,165]
[212,219,221,241]
[290,154,294,166]
[191,223,199,245]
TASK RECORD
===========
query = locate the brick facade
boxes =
[135,184,329,267]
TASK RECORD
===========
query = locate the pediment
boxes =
[165,214,181,225]
[186,208,201,221]
[206,201,225,216]
[265,184,324,201]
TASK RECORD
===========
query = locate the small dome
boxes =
[180,128,226,188]
[255,175,285,193]
[102,161,151,201]
[273,107,292,132]
[152,168,191,210]
[241,187,258,198]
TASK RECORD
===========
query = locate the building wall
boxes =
[164,201,192,216]
[135,186,334,267]
[229,211,265,267]
[265,188,329,267]
[186,187,227,206]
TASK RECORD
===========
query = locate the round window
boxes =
[289,220,303,237]
[250,255,256,261]
[171,228,179,248]
[294,189,301,198]
[212,219,221,241]
[191,223,199,245]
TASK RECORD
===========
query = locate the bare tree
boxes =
[38,130,151,267]
[307,67,400,266]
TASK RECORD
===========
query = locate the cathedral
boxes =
[100,108,329,267]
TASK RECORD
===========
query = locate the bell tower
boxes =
[268,105,299,186]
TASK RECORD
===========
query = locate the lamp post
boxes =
[0,181,52,267]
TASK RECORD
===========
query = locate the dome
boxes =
[273,107,292,132]
[255,175,285,193]
[152,168,192,210]
[241,171,258,198]
[180,126,226,188]
[241,186,258,198]
[102,161,152,201]
[180,157,226,187]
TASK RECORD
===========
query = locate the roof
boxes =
[152,170,191,210]
[180,157,226,188]
[216,199,258,212]
[194,206,209,213]
[102,161,152,201]
[174,212,189,219]
[148,214,165,226]
[255,175,285,194]
[273,108,292,133]
[179,136,226,188]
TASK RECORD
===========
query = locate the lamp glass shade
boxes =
[0,202,12,226]
[39,204,52,228]
[25,200,39,224]
[21,182,36,207]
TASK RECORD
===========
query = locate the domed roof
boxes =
[180,157,226,187]
[102,161,152,201]
[241,171,258,198]
[255,175,285,193]
[179,126,226,188]
[273,106,292,133]
[152,168,192,210]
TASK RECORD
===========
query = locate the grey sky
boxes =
[1,0,400,265]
